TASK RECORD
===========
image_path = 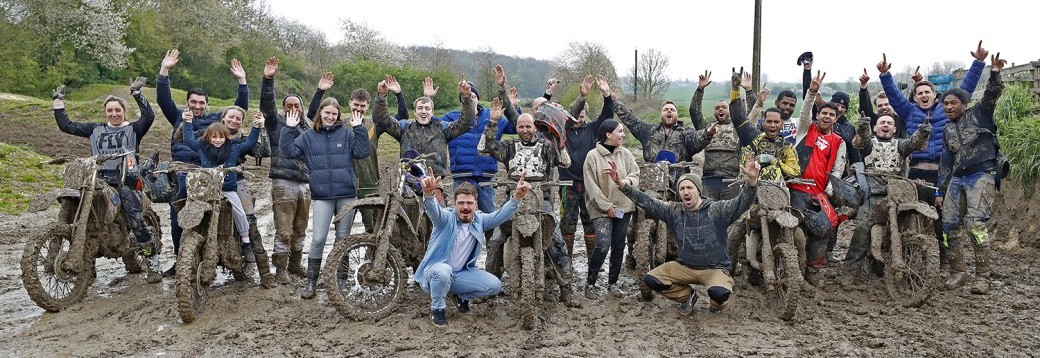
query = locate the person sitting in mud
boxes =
[843,113,930,265]
[413,174,530,326]
[788,72,847,272]
[938,53,1008,295]
[373,74,476,203]
[51,78,161,277]
[156,49,250,276]
[690,68,758,200]
[181,109,261,264]
[608,156,760,315]
[279,100,371,300]
[478,96,578,306]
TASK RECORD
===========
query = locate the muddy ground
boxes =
[2,105,1040,356]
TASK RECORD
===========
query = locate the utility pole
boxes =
[633,48,639,101]
[752,0,762,93]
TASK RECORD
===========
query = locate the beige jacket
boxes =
[583,143,640,220]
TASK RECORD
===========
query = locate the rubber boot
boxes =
[272,252,290,285]
[970,245,992,295]
[301,258,321,299]
[944,242,968,290]
[563,234,575,260]
[559,284,582,308]
[288,249,306,278]
[583,235,598,261]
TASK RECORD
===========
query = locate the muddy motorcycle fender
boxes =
[515,213,539,237]
[177,200,211,231]
[768,210,800,229]
[897,202,938,220]
[28,188,81,213]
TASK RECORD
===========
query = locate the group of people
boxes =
[51,40,1010,326]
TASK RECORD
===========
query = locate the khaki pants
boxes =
[647,261,735,310]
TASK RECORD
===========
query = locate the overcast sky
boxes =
[267,0,1036,84]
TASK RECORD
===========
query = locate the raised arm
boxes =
[611,94,653,142]
[155,50,183,126]
[130,79,156,140]
[374,75,404,140]
[691,70,712,130]
[278,111,306,159]
[877,54,914,123]
[348,111,372,160]
[478,97,513,163]
[52,87,96,138]
[959,41,990,93]
[444,79,477,141]
[978,53,1006,130]
[260,57,280,127]
[182,120,201,152]
[230,58,249,110]
[307,72,334,121]
[859,69,878,124]
[798,72,825,144]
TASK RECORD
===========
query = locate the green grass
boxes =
[0,143,63,214]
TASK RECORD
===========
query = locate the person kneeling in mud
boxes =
[607,156,759,315]
[413,174,530,326]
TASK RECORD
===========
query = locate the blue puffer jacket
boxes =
[183,121,259,191]
[279,123,372,200]
[442,105,517,179]
[156,75,250,165]
[880,60,984,164]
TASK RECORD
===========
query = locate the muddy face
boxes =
[414,100,433,125]
[455,193,477,223]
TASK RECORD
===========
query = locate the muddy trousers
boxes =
[100,174,151,244]
[170,173,189,254]
[909,168,945,248]
[271,179,311,254]
[587,213,633,286]
[942,171,996,275]
[790,190,835,267]
[702,176,740,201]
[420,263,502,310]
[309,198,357,260]
[644,261,735,311]
[560,184,594,257]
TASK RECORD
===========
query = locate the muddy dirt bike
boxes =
[739,178,814,321]
[840,173,940,307]
[21,152,163,312]
[166,162,266,323]
[322,153,437,320]
[632,151,697,300]
[491,178,570,330]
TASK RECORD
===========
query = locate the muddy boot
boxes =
[288,249,307,278]
[252,245,276,289]
[970,246,992,295]
[272,252,290,285]
[301,258,321,299]
[944,243,968,290]
[241,242,256,263]
[559,285,582,308]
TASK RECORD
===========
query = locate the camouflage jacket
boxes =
[938,73,1003,193]
[613,96,712,163]
[374,94,475,177]
[691,88,757,179]
[853,118,929,176]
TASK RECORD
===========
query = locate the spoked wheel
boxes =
[323,234,406,321]
[768,243,802,321]
[633,220,656,301]
[21,223,96,312]
[519,247,537,330]
[122,212,164,283]
[176,232,207,323]
[885,231,939,307]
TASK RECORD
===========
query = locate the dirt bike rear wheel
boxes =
[633,220,655,301]
[21,223,96,312]
[768,243,802,321]
[323,234,406,321]
[885,231,939,308]
[520,247,537,330]
[176,232,207,323]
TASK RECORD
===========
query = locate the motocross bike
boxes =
[21,152,162,312]
[322,152,437,320]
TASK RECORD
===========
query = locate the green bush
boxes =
[995,83,1040,194]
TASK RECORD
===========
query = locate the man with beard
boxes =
[788,71,847,271]
[843,113,930,264]
[479,96,579,306]
[562,74,615,262]
[373,74,476,203]
[613,90,713,163]
[414,174,530,326]
[155,49,249,276]
[858,69,905,138]
[938,53,1007,294]
[690,68,757,200]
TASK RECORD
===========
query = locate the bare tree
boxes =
[473,45,496,98]
[635,48,670,100]
[405,40,458,72]
[335,18,401,66]
[551,41,619,92]
[929,60,966,75]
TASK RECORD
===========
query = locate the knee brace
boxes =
[707,286,731,305]
[643,275,669,292]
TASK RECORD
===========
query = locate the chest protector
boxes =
[864,138,903,175]
[509,142,545,180]
[705,122,739,152]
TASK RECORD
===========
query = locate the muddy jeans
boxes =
[236,180,255,215]
[587,213,633,285]
[100,173,151,244]
[309,197,357,260]
[559,183,593,238]
[420,263,501,310]
[942,171,996,249]
[645,261,735,310]
[702,176,740,201]
[170,173,188,254]
[271,179,311,254]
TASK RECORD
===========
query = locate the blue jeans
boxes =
[420,263,501,310]
[453,177,495,213]
[942,171,996,248]
[309,198,357,260]
[169,173,188,255]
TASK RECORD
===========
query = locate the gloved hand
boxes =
[129,77,147,96]
[52,85,66,109]
[755,153,776,166]
[856,114,871,137]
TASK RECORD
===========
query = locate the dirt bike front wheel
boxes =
[885,232,939,307]
[21,223,96,312]
[768,243,802,321]
[323,234,406,321]
[176,232,207,323]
